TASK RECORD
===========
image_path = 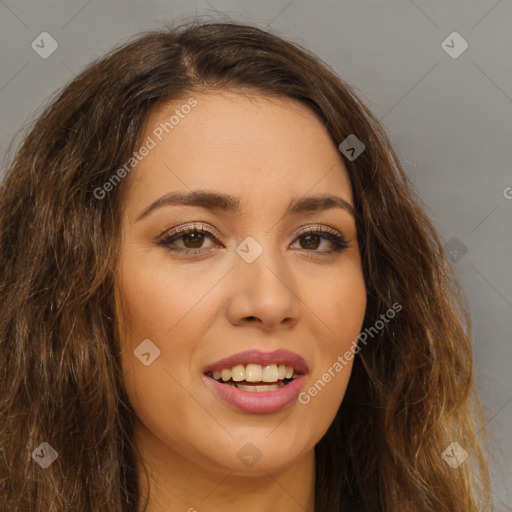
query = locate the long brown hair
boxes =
[0,19,492,511]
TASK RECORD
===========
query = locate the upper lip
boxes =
[204,349,308,375]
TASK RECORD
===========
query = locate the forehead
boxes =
[125,91,353,215]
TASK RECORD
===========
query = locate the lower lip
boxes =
[204,375,307,414]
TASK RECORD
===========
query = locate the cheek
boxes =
[116,270,212,458]
[117,248,222,344]
[116,251,225,435]
[316,258,367,347]
[298,260,366,420]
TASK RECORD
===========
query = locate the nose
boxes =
[225,244,300,331]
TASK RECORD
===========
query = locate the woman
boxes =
[0,20,492,511]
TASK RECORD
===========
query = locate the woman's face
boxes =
[117,91,366,476]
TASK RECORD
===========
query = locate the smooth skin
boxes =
[116,91,367,512]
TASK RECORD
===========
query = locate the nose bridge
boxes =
[226,233,300,328]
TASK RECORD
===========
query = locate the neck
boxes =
[134,421,316,512]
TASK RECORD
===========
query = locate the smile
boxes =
[207,363,298,391]
[203,350,308,414]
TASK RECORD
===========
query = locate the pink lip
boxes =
[203,349,308,374]
[203,349,308,414]
[203,374,307,414]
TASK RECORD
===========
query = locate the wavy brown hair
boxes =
[0,19,492,512]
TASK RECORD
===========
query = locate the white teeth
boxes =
[262,364,279,382]
[236,382,285,392]
[231,365,245,382]
[210,363,298,383]
[245,364,263,382]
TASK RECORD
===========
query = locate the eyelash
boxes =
[156,222,350,257]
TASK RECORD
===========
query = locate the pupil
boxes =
[301,234,320,250]
[184,232,204,248]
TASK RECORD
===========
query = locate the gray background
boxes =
[1,0,510,508]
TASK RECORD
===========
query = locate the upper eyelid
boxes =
[156,225,350,256]
[295,224,341,237]
[158,223,346,242]
[155,224,219,249]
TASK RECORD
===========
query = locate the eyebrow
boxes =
[136,190,355,222]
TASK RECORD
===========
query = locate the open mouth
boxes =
[205,363,300,392]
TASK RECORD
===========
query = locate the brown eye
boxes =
[182,231,206,249]
[299,234,321,250]
[157,224,219,254]
[291,227,349,254]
